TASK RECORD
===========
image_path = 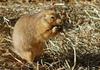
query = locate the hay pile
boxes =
[0,0,100,70]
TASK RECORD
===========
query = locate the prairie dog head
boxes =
[43,10,63,36]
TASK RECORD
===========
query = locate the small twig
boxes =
[9,52,24,65]
[62,31,77,70]
[57,67,65,70]
[4,37,13,43]
[36,61,39,70]
[65,60,71,70]
[3,17,9,22]
[84,10,100,20]
[66,38,76,70]
[49,40,55,47]
[3,17,14,29]
[54,3,65,6]
[84,10,91,18]
[72,46,76,70]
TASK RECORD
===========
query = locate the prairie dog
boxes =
[12,10,63,64]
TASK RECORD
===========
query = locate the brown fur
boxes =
[12,10,63,63]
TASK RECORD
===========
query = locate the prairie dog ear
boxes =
[44,10,55,18]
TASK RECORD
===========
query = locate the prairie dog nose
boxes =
[56,25,63,31]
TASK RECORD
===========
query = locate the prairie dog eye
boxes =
[51,16,55,19]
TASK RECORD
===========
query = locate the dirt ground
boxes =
[0,0,100,70]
